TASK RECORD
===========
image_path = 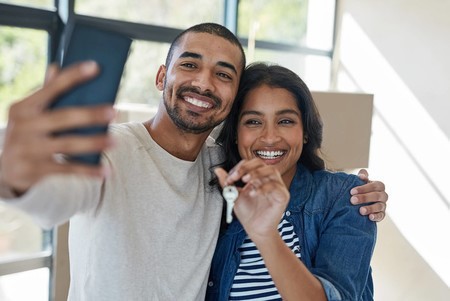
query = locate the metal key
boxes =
[222,185,239,223]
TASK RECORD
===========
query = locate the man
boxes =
[0,23,387,300]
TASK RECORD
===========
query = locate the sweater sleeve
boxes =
[0,174,103,229]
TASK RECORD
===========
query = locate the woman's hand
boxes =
[215,158,290,239]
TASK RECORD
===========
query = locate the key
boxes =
[222,185,239,223]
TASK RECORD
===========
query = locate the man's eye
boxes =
[217,72,232,80]
[181,63,196,68]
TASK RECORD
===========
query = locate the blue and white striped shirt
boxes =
[229,214,302,300]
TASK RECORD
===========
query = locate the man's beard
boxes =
[163,85,225,134]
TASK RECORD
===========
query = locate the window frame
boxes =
[0,1,337,300]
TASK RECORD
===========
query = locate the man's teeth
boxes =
[256,150,285,159]
[185,97,212,108]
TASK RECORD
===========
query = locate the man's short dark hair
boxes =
[165,23,246,74]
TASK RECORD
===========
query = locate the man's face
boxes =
[156,32,243,134]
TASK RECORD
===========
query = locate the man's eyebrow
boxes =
[218,61,238,75]
[179,51,238,75]
[179,51,202,59]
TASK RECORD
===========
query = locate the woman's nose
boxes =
[260,126,281,144]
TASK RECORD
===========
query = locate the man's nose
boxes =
[192,70,214,92]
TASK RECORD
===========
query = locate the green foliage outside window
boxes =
[238,0,308,45]
[0,27,46,124]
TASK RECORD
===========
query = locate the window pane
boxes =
[251,48,331,90]
[238,0,335,50]
[0,268,49,301]
[0,205,51,258]
[0,0,54,9]
[75,0,224,29]
[0,25,50,265]
[0,27,47,125]
[116,40,169,106]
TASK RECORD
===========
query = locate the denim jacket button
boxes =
[208,281,214,287]
[286,211,291,217]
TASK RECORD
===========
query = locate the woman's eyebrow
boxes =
[240,110,263,118]
[276,109,301,117]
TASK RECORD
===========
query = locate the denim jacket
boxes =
[206,163,377,301]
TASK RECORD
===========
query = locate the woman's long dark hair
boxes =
[216,62,325,174]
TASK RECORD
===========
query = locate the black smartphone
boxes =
[49,19,132,165]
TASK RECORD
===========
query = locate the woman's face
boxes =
[237,84,304,186]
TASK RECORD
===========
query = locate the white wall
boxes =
[338,0,450,300]
[340,0,450,137]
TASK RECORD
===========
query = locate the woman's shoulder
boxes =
[312,169,363,190]
[304,169,364,210]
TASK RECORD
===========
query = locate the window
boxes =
[0,1,337,300]
[116,40,170,106]
[237,0,336,90]
[238,0,310,46]
[0,25,52,301]
[0,0,53,9]
[0,27,47,124]
[75,0,224,29]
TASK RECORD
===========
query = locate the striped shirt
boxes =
[229,214,302,300]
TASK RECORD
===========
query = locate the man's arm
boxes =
[351,169,388,222]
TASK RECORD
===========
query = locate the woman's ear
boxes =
[155,65,167,91]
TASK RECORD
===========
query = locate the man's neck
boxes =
[143,112,212,162]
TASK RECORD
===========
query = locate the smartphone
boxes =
[49,19,132,165]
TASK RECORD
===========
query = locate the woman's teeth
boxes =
[255,150,285,159]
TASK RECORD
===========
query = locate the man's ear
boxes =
[155,65,167,91]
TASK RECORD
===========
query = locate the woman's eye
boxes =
[243,119,261,125]
[279,119,295,125]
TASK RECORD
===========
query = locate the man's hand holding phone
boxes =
[49,20,131,165]
[1,62,115,195]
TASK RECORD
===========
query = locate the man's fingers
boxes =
[351,190,388,205]
[359,201,387,222]
[16,61,100,114]
[41,105,115,133]
[44,63,60,85]
[359,201,386,215]
[351,180,386,196]
[369,212,386,222]
[357,168,369,182]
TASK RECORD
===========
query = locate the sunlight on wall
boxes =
[339,13,450,287]
[304,0,334,90]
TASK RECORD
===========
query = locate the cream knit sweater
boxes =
[0,122,224,301]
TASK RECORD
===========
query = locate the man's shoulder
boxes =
[204,135,224,165]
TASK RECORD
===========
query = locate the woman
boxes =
[206,62,376,300]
